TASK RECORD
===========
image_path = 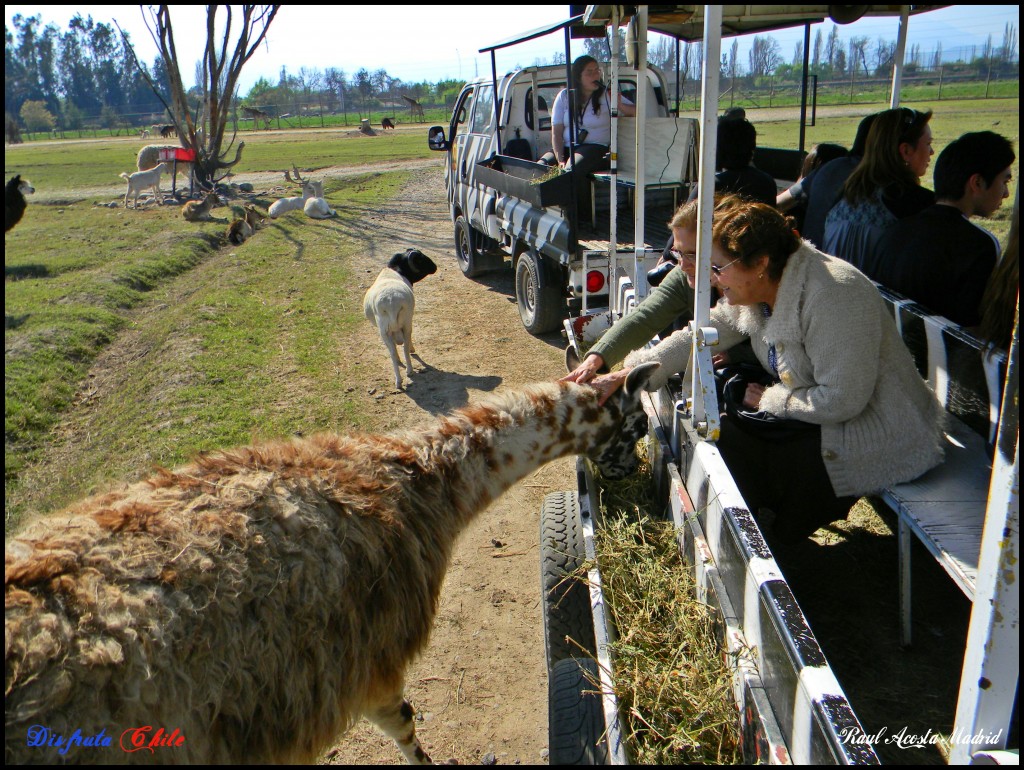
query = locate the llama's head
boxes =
[586,362,659,480]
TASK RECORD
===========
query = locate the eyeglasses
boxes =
[669,249,697,262]
[710,256,743,275]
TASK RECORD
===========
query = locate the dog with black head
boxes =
[363,249,438,389]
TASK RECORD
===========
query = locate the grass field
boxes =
[4,99,1019,532]
[5,127,421,529]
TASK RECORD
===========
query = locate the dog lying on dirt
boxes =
[363,249,438,389]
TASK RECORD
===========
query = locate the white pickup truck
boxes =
[427,63,684,334]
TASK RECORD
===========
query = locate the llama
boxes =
[181,191,220,222]
[5,175,35,232]
[303,181,336,219]
[382,117,396,130]
[120,163,168,209]
[4,364,658,765]
[137,145,192,191]
[159,124,176,138]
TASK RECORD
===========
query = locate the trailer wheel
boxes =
[454,215,500,277]
[549,658,610,766]
[515,250,564,335]
[541,491,596,666]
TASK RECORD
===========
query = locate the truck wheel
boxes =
[515,251,565,335]
[541,491,596,666]
[454,215,499,278]
[549,658,610,765]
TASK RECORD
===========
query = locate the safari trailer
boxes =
[432,4,1015,765]
[455,4,1018,765]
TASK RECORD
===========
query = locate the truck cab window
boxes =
[452,88,476,141]
[471,85,494,134]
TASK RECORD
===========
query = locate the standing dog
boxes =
[363,249,438,389]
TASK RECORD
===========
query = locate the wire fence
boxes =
[14,71,1018,143]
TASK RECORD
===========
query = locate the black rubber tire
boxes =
[454,214,500,278]
[540,491,596,666]
[515,251,565,335]
[548,658,610,765]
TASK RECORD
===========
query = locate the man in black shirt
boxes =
[689,118,777,206]
[873,131,1014,327]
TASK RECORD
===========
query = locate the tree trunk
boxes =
[120,5,279,190]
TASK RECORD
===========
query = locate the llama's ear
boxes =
[623,362,660,396]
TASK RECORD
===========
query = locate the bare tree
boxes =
[1000,22,1017,64]
[119,5,280,188]
[848,36,871,77]
[748,35,781,77]
[825,26,841,70]
[873,37,896,76]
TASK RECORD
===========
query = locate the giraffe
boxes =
[401,94,425,122]
[242,105,273,129]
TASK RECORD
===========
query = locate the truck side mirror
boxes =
[428,126,449,151]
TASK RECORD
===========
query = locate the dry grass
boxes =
[587,450,742,765]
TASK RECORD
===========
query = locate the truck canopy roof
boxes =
[482,5,948,51]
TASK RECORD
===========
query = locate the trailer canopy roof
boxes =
[581,5,947,42]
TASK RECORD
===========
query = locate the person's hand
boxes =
[589,369,629,406]
[561,353,605,385]
[742,382,765,410]
[712,350,730,368]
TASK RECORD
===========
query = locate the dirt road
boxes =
[310,161,568,765]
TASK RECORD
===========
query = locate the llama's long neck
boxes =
[413,382,606,528]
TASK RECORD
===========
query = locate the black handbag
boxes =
[717,363,817,442]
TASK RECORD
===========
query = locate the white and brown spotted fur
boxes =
[5,364,658,765]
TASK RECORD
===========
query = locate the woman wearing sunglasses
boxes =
[570,195,944,544]
[823,106,935,272]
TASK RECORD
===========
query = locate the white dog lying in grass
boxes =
[363,249,438,389]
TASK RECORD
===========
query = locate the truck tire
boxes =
[541,491,596,666]
[549,658,610,765]
[515,250,565,335]
[454,215,500,277]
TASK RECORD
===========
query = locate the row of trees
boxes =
[578,22,1018,83]
[6,11,1019,139]
[244,68,464,123]
[5,11,464,136]
[5,13,171,130]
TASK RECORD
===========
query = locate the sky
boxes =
[5,5,1020,95]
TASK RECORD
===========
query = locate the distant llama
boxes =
[5,365,659,764]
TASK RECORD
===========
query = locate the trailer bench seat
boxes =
[874,285,1007,646]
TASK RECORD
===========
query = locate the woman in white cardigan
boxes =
[590,196,945,542]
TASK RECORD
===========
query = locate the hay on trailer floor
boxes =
[584,452,742,764]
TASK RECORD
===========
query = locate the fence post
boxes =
[938,65,944,100]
